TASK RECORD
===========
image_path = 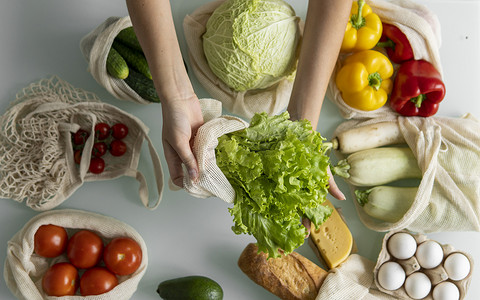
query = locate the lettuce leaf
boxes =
[215,112,333,258]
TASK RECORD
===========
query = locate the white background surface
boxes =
[0,0,479,299]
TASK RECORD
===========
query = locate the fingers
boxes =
[302,217,311,238]
[164,140,198,188]
[327,166,346,200]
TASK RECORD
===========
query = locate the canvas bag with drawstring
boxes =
[333,114,480,233]
[183,0,304,120]
[4,209,148,300]
[327,0,443,120]
[0,76,164,211]
[80,16,153,105]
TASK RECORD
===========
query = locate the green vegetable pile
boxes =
[203,0,300,92]
[215,112,333,258]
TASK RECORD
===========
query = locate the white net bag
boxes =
[327,0,443,119]
[4,209,148,300]
[0,76,164,211]
[333,114,480,233]
[183,99,248,203]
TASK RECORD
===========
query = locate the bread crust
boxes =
[238,243,328,300]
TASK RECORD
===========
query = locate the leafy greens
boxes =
[215,112,333,258]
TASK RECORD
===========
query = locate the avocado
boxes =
[156,275,223,300]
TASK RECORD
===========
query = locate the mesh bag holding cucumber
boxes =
[331,114,480,234]
[81,16,160,105]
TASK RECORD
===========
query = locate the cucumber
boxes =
[115,26,143,52]
[124,68,160,103]
[106,47,129,79]
[112,40,152,80]
[157,276,223,300]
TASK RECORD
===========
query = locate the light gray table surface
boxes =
[0,0,479,299]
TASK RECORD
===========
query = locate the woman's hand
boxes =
[162,96,204,188]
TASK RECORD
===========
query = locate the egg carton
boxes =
[373,230,474,300]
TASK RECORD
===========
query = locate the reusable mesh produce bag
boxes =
[333,114,480,233]
[182,99,249,203]
[4,209,148,300]
[80,16,152,105]
[315,254,397,300]
[0,76,164,211]
[183,0,303,120]
[327,0,443,119]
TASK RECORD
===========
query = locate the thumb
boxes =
[177,147,199,182]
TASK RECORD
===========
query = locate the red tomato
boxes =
[92,142,108,157]
[94,122,111,140]
[103,237,142,276]
[89,157,105,174]
[67,230,103,269]
[34,224,68,258]
[109,140,127,157]
[111,123,129,140]
[74,149,82,164]
[80,267,118,296]
[72,129,89,146]
[42,262,79,296]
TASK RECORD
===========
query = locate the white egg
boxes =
[404,272,432,299]
[444,252,471,281]
[416,240,444,269]
[432,281,460,300]
[377,261,406,291]
[387,232,417,260]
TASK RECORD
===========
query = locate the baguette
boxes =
[238,243,328,300]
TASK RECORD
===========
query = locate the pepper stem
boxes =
[368,72,383,91]
[376,39,396,51]
[411,94,427,108]
[351,0,366,29]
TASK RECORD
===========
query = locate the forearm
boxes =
[287,0,351,128]
[126,0,195,103]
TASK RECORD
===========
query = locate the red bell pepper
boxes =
[376,23,414,64]
[390,59,446,117]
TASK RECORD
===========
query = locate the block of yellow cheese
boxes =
[308,199,353,269]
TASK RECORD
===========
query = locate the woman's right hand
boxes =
[162,95,204,188]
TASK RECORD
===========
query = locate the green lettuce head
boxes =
[203,0,300,92]
[215,112,333,258]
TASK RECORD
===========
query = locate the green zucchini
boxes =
[112,40,152,80]
[115,26,143,52]
[124,68,160,103]
[106,47,129,79]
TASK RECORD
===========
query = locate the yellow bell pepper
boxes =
[341,0,382,52]
[336,50,393,111]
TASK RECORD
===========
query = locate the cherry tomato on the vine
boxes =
[72,129,89,146]
[94,123,111,140]
[103,237,142,276]
[42,262,79,296]
[80,267,118,296]
[34,224,68,258]
[92,142,108,157]
[89,157,105,174]
[109,140,127,157]
[111,123,129,140]
[67,230,104,269]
